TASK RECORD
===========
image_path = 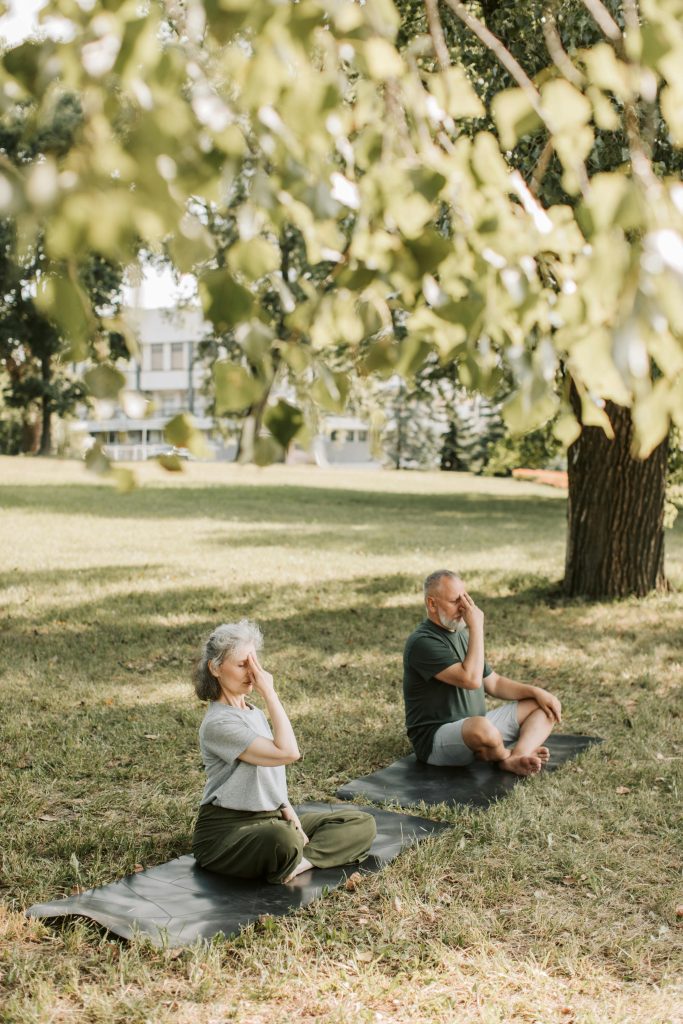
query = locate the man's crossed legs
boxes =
[427,699,554,776]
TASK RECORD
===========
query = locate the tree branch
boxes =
[621,0,641,34]
[442,0,544,118]
[423,0,451,70]
[542,7,585,88]
[529,136,554,196]
[578,0,622,43]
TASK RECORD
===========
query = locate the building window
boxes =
[171,342,184,370]
[357,430,368,442]
[161,391,187,415]
[150,344,164,371]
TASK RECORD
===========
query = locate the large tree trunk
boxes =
[564,395,669,599]
[38,352,52,456]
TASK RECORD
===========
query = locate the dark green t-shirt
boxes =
[403,619,492,762]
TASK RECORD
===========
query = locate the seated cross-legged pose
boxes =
[192,620,376,884]
[403,570,562,776]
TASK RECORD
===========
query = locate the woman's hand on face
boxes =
[246,652,275,697]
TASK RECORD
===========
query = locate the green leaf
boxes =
[277,342,311,374]
[198,269,254,331]
[35,274,92,362]
[203,0,253,43]
[639,21,672,70]
[213,362,263,414]
[84,443,111,477]
[660,86,683,146]
[541,80,592,133]
[405,231,452,274]
[361,39,405,81]
[167,226,216,274]
[502,390,559,435]
[491,88,542,150]
[84,364,127,400]
[577,173,643,235]
[310,366,350,412]
[471,132,511,188]
[2,41,43,93]
[110,467,136,494]
[388,192,434,238]
[264,400,305,448]
[582,44,631,100]
[228,238,281,280]
[253,435,284,466]
[158,454,185,472]
[425,68,485,119]
[163,413,210,458]
[361,337,399,375]
[553,412,582,448]
[631,380,672,458]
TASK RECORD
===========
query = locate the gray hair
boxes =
[193,619,263,701]
[423,569,461,604]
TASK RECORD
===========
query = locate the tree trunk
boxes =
[564,393,669,598]
[39,352,52,456]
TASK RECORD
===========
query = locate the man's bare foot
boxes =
[283,857,313,883]
[535,746,550,763]
[499,754,542,776]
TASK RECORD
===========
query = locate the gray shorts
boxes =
[427,702,521,767]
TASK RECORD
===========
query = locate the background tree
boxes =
[1,0,682,597]
[0,95,128,454]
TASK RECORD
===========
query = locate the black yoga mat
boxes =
[336,734,602,809]
[25,803,452,947]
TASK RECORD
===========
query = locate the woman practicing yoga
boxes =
[192,620,376,884]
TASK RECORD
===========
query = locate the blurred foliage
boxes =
[0,94,129,453]
[483,419,564,476]
[0,0,682,476]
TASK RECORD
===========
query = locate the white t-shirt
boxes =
[198,701,288,811]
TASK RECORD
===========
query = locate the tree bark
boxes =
[564,390,669,598]
[39,352,52,456]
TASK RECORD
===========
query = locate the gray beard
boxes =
[438,611,468,633]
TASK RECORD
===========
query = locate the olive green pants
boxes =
[193,804,377,884]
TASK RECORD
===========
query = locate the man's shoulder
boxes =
[404,619,451,653]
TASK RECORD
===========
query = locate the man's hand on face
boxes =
[459,591,484,631]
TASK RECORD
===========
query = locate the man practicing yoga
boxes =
[403,570,562,775]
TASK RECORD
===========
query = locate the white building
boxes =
[76,307,376,465]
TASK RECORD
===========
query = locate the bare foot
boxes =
[283,857,313,883]
[499,754,542,776]
[535,746,550,763]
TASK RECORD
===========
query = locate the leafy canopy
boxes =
[1,0,682,464]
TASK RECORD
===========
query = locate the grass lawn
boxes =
[1,456,682,1024]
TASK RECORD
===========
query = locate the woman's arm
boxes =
[238,653,301,766]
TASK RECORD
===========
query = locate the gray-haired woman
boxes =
[192,620,376,884]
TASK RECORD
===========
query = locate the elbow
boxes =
[283,748,301,764]
[462,675,483,691]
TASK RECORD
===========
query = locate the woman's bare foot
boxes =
[535,746,550,763]
[283,857,313,883]
[499,753,542,776]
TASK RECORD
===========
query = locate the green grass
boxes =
[1,456,682,1024]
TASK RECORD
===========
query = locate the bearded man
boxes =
[403,570,562,776]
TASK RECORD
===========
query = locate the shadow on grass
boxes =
[2,568,680,690]
[0,481,564,523]
[3,564,681,895]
